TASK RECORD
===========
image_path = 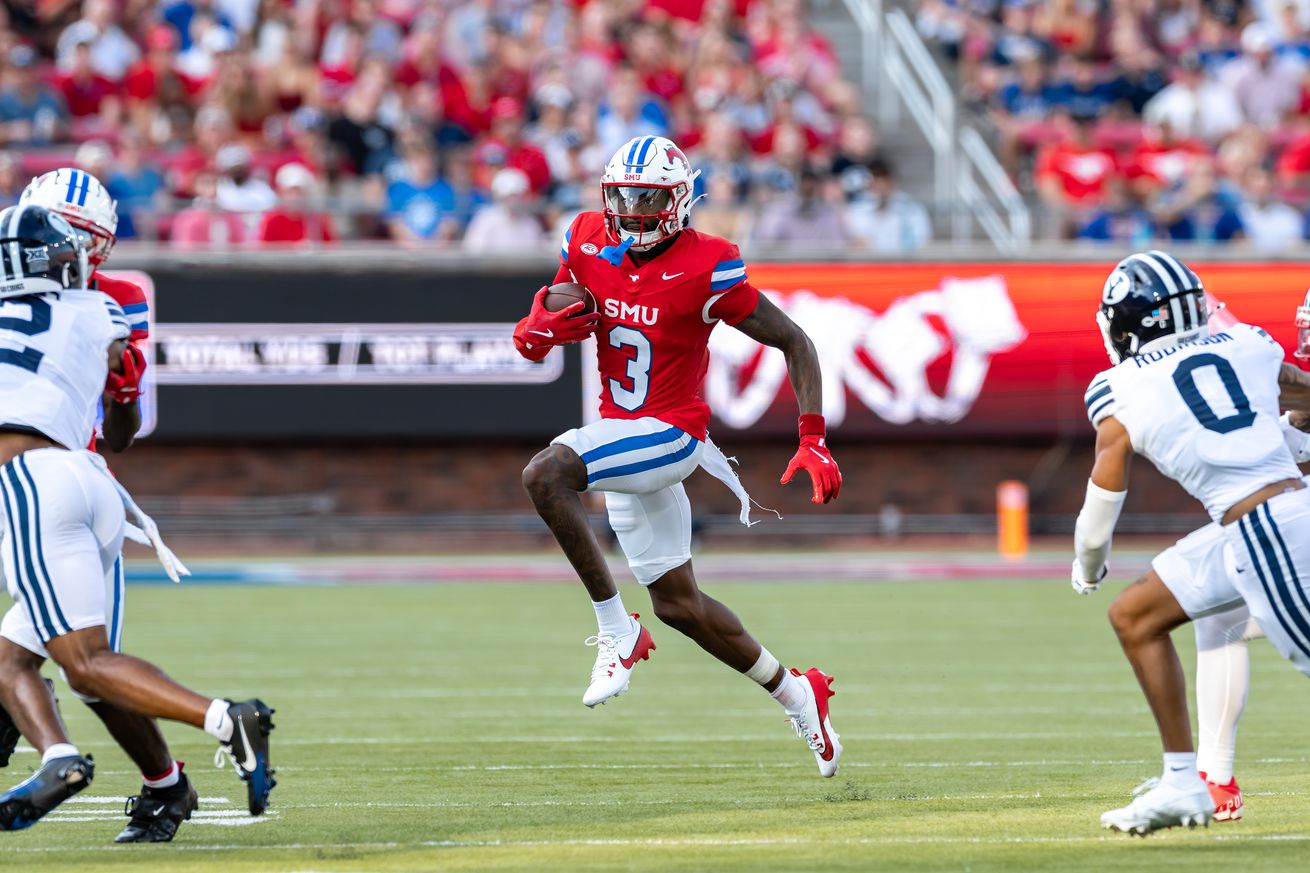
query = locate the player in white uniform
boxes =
[1,168,200,843]
[1147,291,1310,823]
[1070,251,1310,836]
[0,205,275,829]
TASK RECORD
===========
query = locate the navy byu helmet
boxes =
[1098,251,1209,365]
[0,203,88,300]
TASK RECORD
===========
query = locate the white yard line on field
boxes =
[6,833,1310,854]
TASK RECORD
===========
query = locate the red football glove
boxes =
[512,286,599,361]
[104,343,146,405]
[781,414,842,504]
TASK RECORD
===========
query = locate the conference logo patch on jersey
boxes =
[581,243,599,255]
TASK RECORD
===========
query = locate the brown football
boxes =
[543,282,597,315]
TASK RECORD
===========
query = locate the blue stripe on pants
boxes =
[3,464,63,639]
[0,474,51,641]
[580,425,687,465]
[1241,514,1310,660]
[1261,503,1310,625]
[109,556,123,652]
[17,457,71,635]
[588,437,700,486]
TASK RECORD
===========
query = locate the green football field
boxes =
[2,574,1308,872]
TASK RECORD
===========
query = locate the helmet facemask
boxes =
[1297,304,1310,359]
[602,182,681,250]
[61,215,114,268]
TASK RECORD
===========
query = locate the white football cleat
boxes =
[582,614,655,708]
[1101,777,1214,836]
[786,667,841,778]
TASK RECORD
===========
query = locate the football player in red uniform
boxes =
[0,169,199,841]
[515,136,845,776]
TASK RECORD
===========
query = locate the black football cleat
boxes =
[0,754,94,830]
[114,766,199,843]
[216,699,276,815]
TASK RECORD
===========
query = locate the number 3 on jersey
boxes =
[607,325,651,412]
[0,297,52,373]
[1173,353,1256,434]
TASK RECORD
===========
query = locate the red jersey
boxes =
[555,211,759,439]
[1034,142,1117,204]
[86,271,149,450]
[90,272,149,342]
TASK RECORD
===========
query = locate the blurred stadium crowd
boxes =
[919,0,1310,247]
[0,0,931,251]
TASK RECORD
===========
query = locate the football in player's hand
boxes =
[544,282,597,316]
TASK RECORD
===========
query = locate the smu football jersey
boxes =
[557,212,760,438]
[0,290,131,450]
[1086,322,1301,522]
[90,271,149,342]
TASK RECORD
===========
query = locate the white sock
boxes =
[770,669,808,712]
[42,743,79,763]
[142,761,180,789]
[1194,613,1251,784]
[1162,751,1200,788]
[204,698,234,742]
[592,593,632,637]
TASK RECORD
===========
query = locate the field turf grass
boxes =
[2,575,1308,872]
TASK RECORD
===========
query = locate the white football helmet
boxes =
[601,136,700,250]
[20,168,118,267]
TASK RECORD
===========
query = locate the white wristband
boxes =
[1074,481,1127,582]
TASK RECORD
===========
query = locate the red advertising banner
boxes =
[708,262,1308,438]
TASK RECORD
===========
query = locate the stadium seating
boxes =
[0,0,906,249]
[917,0,1310,245]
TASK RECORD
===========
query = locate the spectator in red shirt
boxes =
[1126,120,1209,195]
[395,24,477,136]
[471,97,551,194]
[55,40,119,120]
[629,23,684,106]
[1035,111,1119,235]
[170,171,247,250]
[257,163,337,247]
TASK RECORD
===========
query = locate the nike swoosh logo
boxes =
[808,448,830,465]
[235,716,258,772]
[529,329,554,338]
[151,806,165,817]
[662,272,684,280]
[1170,766,1188,771]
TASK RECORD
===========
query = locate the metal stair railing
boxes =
[838,3,1031,250]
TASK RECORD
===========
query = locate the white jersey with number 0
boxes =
[1085,322,1301,523]
[0,290,130,450]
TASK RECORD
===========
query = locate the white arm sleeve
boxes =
[1280,412,1310,463]
[1074,480,1127,581]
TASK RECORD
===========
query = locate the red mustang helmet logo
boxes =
[664,146,688,168]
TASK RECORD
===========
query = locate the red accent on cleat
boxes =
[620,623,656,669]
[1205,776,1243,822]
[795,667,836,762]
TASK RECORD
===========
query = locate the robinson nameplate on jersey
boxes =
[151,323,564,385]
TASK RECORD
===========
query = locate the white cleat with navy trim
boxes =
[582,614,655,708]
[786,668,842,778]
[1101,777,1214,836]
